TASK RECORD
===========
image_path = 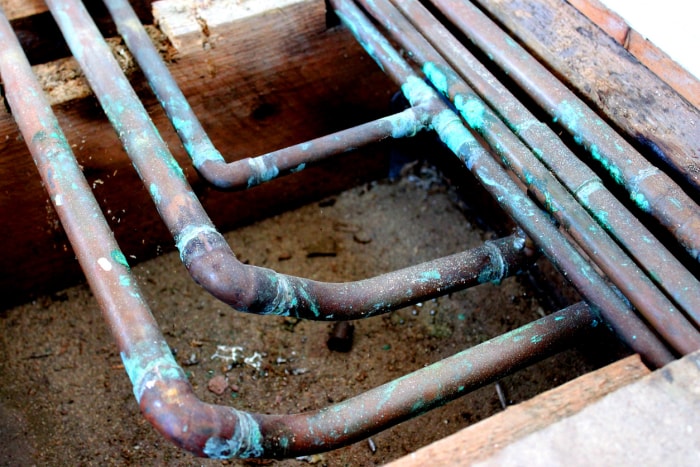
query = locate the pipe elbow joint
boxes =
[138,377,266,459]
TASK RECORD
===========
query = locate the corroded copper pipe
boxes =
[44,0,534,320]
[430,0,700,261]
[393,0,700,330]
[102,0,429,190]
[0,13,600,458]
[329,0,673,367]
[353,0,700,355]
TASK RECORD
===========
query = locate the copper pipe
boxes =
[102,0,428,190]
[430,0,700,261]
[352,0,700,355]
[329,0,673,367]
[44,0,534,320]
[392,0,700,332]
[1,11,604,456]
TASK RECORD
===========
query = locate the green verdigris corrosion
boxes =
[202,410,264,459]
[120,340,184,404]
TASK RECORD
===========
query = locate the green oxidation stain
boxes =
[590,144,624,185]
[192,147,224,168]
[401,76,435,107]
[423,62,449,95]
[454,94,486,130]
[111,250,130,269]
[432,110,477,167]
[290,163,306,173]
[594,210,610,230]
[120,340,184,403]
[119,275,131,287]
[149,183,161,205]
[632,192,650,212]
[411,398,426,414]
[419,269,441,283]
[164,152,186,180]
[171,114,193,139]
[458,385,465,392]
[390,112,422,138]
[556,100,584,132]
[478,265,495,284]
[649,270,661,284]
[554,316,564,321]
[530,334,543,344]
[458,314,465,321]
[203,410,264,459]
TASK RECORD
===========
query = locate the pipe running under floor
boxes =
[1,0,698,461]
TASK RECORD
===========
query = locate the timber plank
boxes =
[475,0,700,192]
[387,354,649,466]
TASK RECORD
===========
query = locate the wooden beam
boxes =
[387,354,650,467]
[0,0,46,21]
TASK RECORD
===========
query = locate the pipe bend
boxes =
[138,373,267,458]
[181,226,534,320]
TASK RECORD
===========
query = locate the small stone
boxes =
[278,251,292,261]
[305,237,338,257]
[352,230,372,244]
[207,375,228,395]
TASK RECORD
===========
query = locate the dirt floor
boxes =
[0,164,620,466]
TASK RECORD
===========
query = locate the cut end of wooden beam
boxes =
[152,0,312,55]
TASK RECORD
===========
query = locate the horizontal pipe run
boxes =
[197,106,430,190]
[430,0,700,261]
[330,0,673,368]
[356,0,700,354]
[0,13,599,459]
[102,0,429,190]
[133,301,599,458]
[393,0,700,328]
[45,0,534,321]
[183,229,534,319]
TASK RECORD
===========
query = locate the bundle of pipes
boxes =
[0,0,698,460]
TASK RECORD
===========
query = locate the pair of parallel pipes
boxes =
[1,0,698,459]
